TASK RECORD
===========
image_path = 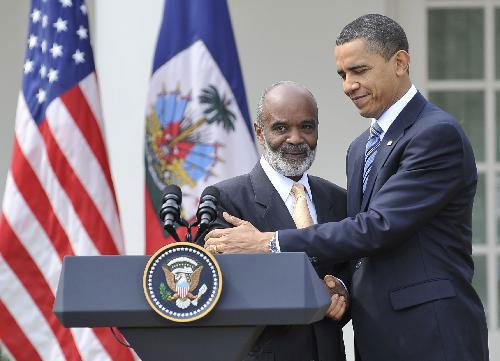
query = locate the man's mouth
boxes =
[350,94,368,107]
[283,151,307,160]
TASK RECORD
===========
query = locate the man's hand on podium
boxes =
[204,212,273,254]
[323,275,348,321]
[204,213,349,321]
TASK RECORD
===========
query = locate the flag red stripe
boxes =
[60,86,120,213]
[145,185,173,254]
[0,301,42,361]
[1,216,82,360]
[92,328,135,361]
[38,121,119,255]
[145,186,198,253]
[10,138,75,259]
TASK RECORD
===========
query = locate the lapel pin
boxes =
[387,140,393,146]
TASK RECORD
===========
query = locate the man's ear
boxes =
[254,122,265,146]
[394,50,410,76]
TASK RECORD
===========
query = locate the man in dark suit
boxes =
[205,14,489,361]
[203,81,349,361]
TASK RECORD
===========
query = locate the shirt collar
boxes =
[371,84,417,136]
[260,156,312,203]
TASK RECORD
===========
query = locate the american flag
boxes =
[0,0,134,360]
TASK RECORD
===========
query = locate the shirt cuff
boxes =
[275,231,281,252]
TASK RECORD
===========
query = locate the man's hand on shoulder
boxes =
[324,274,349,321]
[204,212,274,254]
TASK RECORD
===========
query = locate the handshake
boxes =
[323,275,349,321]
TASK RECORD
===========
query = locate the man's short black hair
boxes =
[336,14,409,60]
[255,81,318,128]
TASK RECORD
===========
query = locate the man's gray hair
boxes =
[255,80,318,128]
[336,14,409,61]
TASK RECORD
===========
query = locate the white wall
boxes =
[91,0,163,256]
[0,0,29,210]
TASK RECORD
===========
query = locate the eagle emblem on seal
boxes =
[160,257,208,309]
[144,243,222,322]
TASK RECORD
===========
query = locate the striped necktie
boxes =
[362,122,383,193]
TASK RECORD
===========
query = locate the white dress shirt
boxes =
[260,156,318,225]
[371,84,417,138]
[263,157,347,289]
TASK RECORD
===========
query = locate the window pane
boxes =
[495,92,500,159]
[429,91,484,161]
[473,173,486,244]
[498,255,500,327]
[428,8,484,79]
[472,255,487,316]
[496,173,500,245]
[496,9,500,79]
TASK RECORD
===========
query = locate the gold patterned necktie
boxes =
[291,183,314,229]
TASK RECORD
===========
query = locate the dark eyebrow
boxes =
[270,120,287,127]
[348,64,369,71]
[337,64,368,76]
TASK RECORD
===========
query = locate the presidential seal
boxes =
[143,242,222,322]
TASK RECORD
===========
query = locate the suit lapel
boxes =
[310,178,347,223]
[309,177,332,223]
[360,92,427,211]
[249,163,296,230]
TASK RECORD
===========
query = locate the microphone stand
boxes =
[164,218,199,243]
[177,219,198,243]
[164,223,182,243]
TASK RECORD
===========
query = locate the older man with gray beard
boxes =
[198,81,350,361]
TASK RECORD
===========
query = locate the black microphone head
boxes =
[160,184,183,233]
[196,186,220,236]
[163,184,182,203]
[200,186,220,200]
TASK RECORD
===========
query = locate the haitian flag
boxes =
[144,0,257,253]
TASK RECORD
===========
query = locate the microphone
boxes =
[159,184,182,242]
[196,186,220,234]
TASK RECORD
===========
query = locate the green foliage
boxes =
[159,282,174,301]
[199,85,236,132]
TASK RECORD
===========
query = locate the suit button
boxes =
[355,260,362,269]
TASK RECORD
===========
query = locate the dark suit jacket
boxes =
[201,162,349,361]
[279,92,489,361]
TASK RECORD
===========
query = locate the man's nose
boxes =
[343,76,360,95]
[287,130,304,145]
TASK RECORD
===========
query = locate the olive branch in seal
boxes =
[159,282,175,301]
